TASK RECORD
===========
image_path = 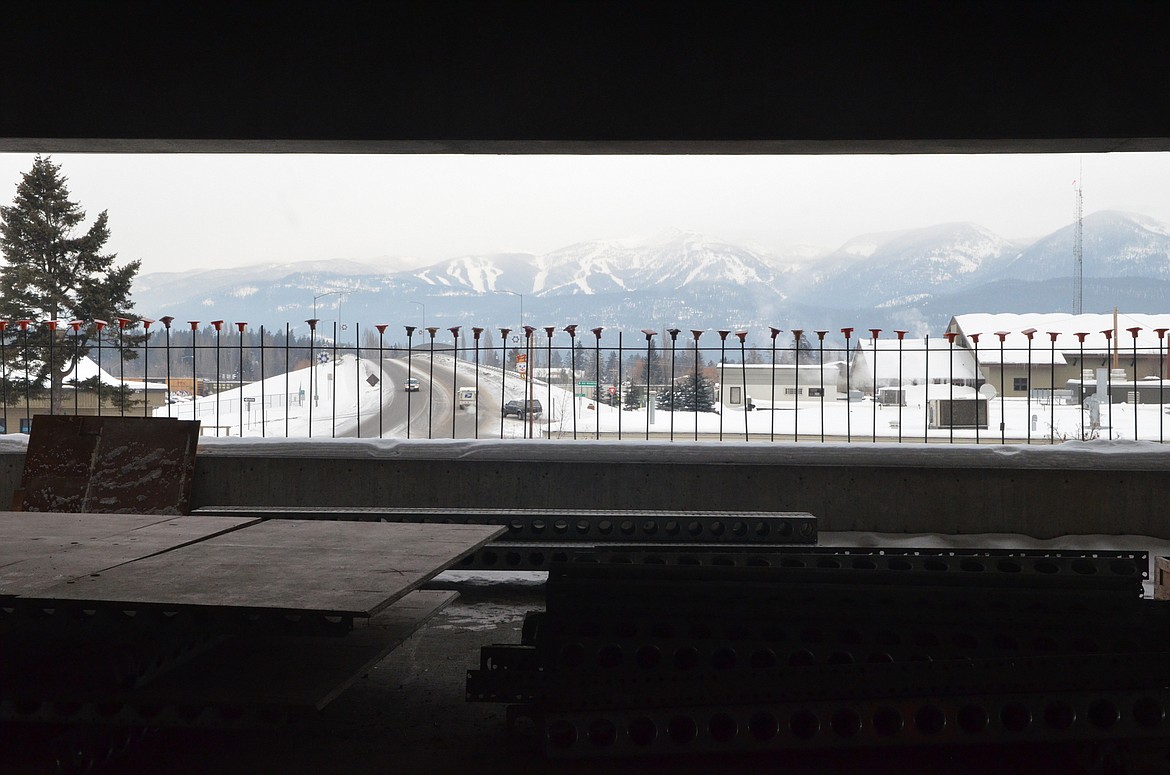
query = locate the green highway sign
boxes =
[578,380,597,386]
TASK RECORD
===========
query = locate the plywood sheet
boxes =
[36,520,504,616]
[17,415,199,514]
[133,589,458,711]
[0,512,258,596]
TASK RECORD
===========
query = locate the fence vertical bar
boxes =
[210,321,224,435]
[945,331,958,445]
[141,318,155,417]
[666,328,678,442]
[615,330,625,440]
[792,329,803,443]
[922,333,929,443]
[1048,331,1060,443]
[405,325,415,439]
[841,328,853,442]
[1022,328,1036,444]
[592,327,603,440]
[736,330,749,442]
[643,328,657,441]
[869,329,881,443]
[116,317,133,417]
[19,320,31,427]
[306,318,318,439]
[69,320,83,417]
[93,319,105,418]
[523,326,536,439]
[566,325,579,440]
[1157,327,1169,444]
[970,333,981,444]
[815,331,827,442]
[498,327,509,439]
[259,325,266,437]
[45,319,57,415]
[894,330,907,443]
[690,330,702,441]
[1102,328,1114,438]
[236,322,247,436]
[0,321,8,432]
[473,327,484,440]
[376,325,388,438]
[1074,332,1088,441]
[426,326,438,439]
[544,326,555,436]
[187,321,199,428]
[450,326,462,439]
[716,330,729,441]
[284,323,291,439]
[996,331,1008,443]
[768,328,780,442]
[1128,326,1142,440]
[354,322,361,438]
[331,321,339,439]
[160,317,174,418]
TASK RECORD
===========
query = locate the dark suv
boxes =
[502,399,543,419]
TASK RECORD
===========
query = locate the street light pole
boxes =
[312,290,347,341]
[408,300,425,332]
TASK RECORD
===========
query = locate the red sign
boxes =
[608,386,616,395]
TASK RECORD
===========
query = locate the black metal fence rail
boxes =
[2,318,1168,443]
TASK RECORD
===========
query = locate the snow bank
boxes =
[190,435,1170,471]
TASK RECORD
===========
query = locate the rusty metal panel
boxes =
[16,415,200,515]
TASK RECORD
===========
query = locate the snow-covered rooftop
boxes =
[953,313,1170,363]
[852,338,979,383]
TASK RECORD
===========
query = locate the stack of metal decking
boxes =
[468,544,1170,761]
[194,507,820,570]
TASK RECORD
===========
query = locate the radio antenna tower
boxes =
[1073,168,1083,314]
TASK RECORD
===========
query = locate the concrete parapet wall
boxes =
[1,438,1167,539]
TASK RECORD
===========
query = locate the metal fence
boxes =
[2,320,1169,444]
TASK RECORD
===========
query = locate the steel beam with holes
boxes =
[194,507,818,544]
[508,616,1170,677]
[470,651,1170,709]
[542,578,1148,627]
[469,544,1148,574]
[536,686,1170,757]
[545,557,1147,592]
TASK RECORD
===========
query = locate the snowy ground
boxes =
[144,355,1170,442]
[548,381,1170,443]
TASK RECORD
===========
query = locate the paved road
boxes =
[368,356,510,440]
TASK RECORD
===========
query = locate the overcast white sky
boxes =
[1,152,1168,276]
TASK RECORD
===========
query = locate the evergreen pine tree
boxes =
[0,156,143,413]
[657,374,717,412]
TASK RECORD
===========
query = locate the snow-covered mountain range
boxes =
[129,213,1170,338]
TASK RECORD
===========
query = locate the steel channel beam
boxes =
[0,600,355,635]
[543,582,1148,628]
[453,545,1149,588]
[194,507,818,544]
[546,557,1147,591]
[537,687,1170,757]
[0,697,300,729]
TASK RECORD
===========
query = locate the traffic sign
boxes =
[608,386,616,395]
[578,380,597,387]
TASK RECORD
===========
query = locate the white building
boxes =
[849,337,981,398]
[717,363,842,410]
